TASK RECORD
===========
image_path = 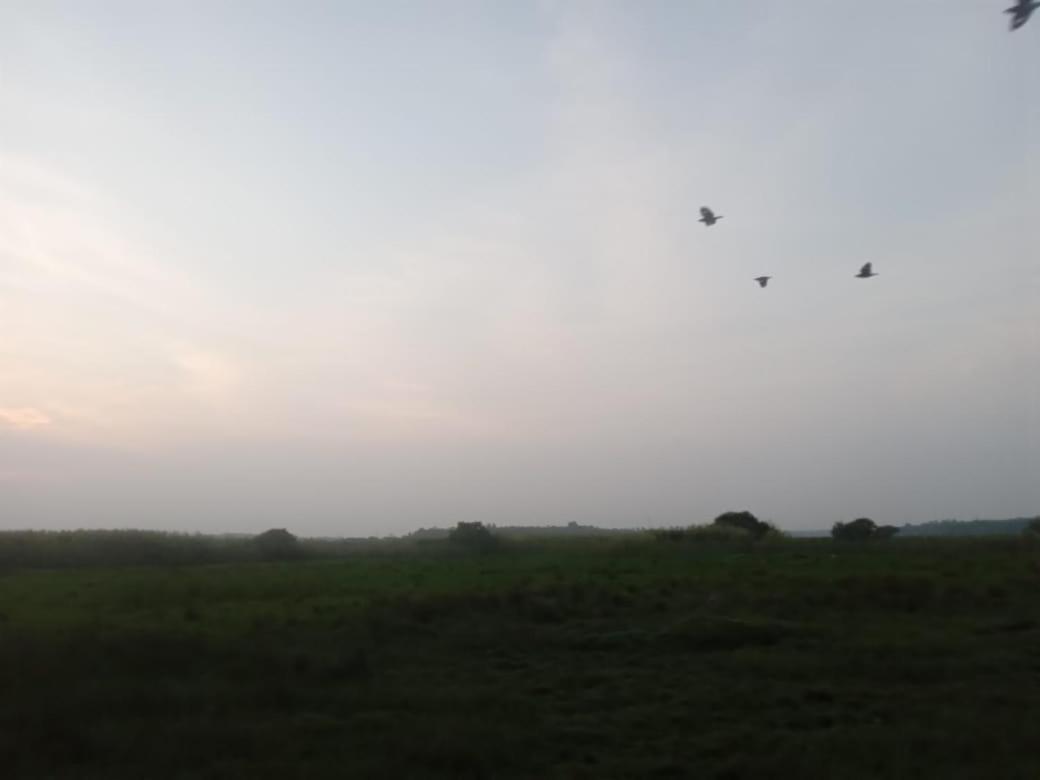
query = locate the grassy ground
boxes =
[1,536,1038,778]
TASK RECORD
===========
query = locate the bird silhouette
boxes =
[855,262,878,279]
[1006,0,1039,30]
[699,207,722,226]
[754,276,771,288]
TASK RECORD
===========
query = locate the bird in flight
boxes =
[754,276,771,288]
[1006,0,1039,30]
[855,262,878,279]
[699,207,723,226]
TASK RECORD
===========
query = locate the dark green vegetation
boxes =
[2,535,1039,779]
[0,527,629,570]
[900,516,1038,537]
[253,528,302,561]
[711,510,776,540]
[448,521,499,552]
[832,517,900,541]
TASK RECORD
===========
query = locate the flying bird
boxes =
[1006,0,1039,30]
[699,206,723,226]
[754,276,771,288]
[855,262,878,279]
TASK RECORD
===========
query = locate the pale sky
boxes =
[1,1,1037,535]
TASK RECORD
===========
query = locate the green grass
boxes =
[1,537,1039,778]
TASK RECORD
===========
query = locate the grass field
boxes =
[2,535,1039,778]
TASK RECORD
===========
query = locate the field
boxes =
[2,535,1039,778]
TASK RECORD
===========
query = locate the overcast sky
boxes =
[1,1,1037,535]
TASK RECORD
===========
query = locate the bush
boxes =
[712,511,773,540]
[832,518,899,542]
[0,530,240,569]
[448,522,498,552]
[652,529,688,543]
[254,528,300,560]
[653,524,754,543]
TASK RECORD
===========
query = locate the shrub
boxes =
[653,524,755,543]
[652,529,688,543]
[0,530,238,569]
[712,511,772,540]
[254,528,300,560]
[448,522,498,552]
[832,518,899,541]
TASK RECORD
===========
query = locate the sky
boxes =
[1,1,1037,535]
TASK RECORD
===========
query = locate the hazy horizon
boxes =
[3,2,1038,536]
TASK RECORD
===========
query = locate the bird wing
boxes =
[860,262,872,275]
[700,207,712,218]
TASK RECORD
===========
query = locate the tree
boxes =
[254,528,300,560]
[712,510,771,540]
[1024,517,1040,538]
[448,521,497,552]
[831,517,892,541]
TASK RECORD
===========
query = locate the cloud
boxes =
[0,407,51,430]
[172,345,241,404]
[0,154,208,317]
[0,156,259,443]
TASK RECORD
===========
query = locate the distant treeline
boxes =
[406,521,630,541]
[0,530,252,569]
[2,516,1034,570]
[790,517,1038,539]
[0,529,394,570]
[0,524,629,570]
[898,517,1037,537]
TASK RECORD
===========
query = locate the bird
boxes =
[1005,0,1039,30]
[754,276,771,288]
[855,262,878,279]
[698,206,723,226]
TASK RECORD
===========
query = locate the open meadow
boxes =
[2,534,1039,779]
